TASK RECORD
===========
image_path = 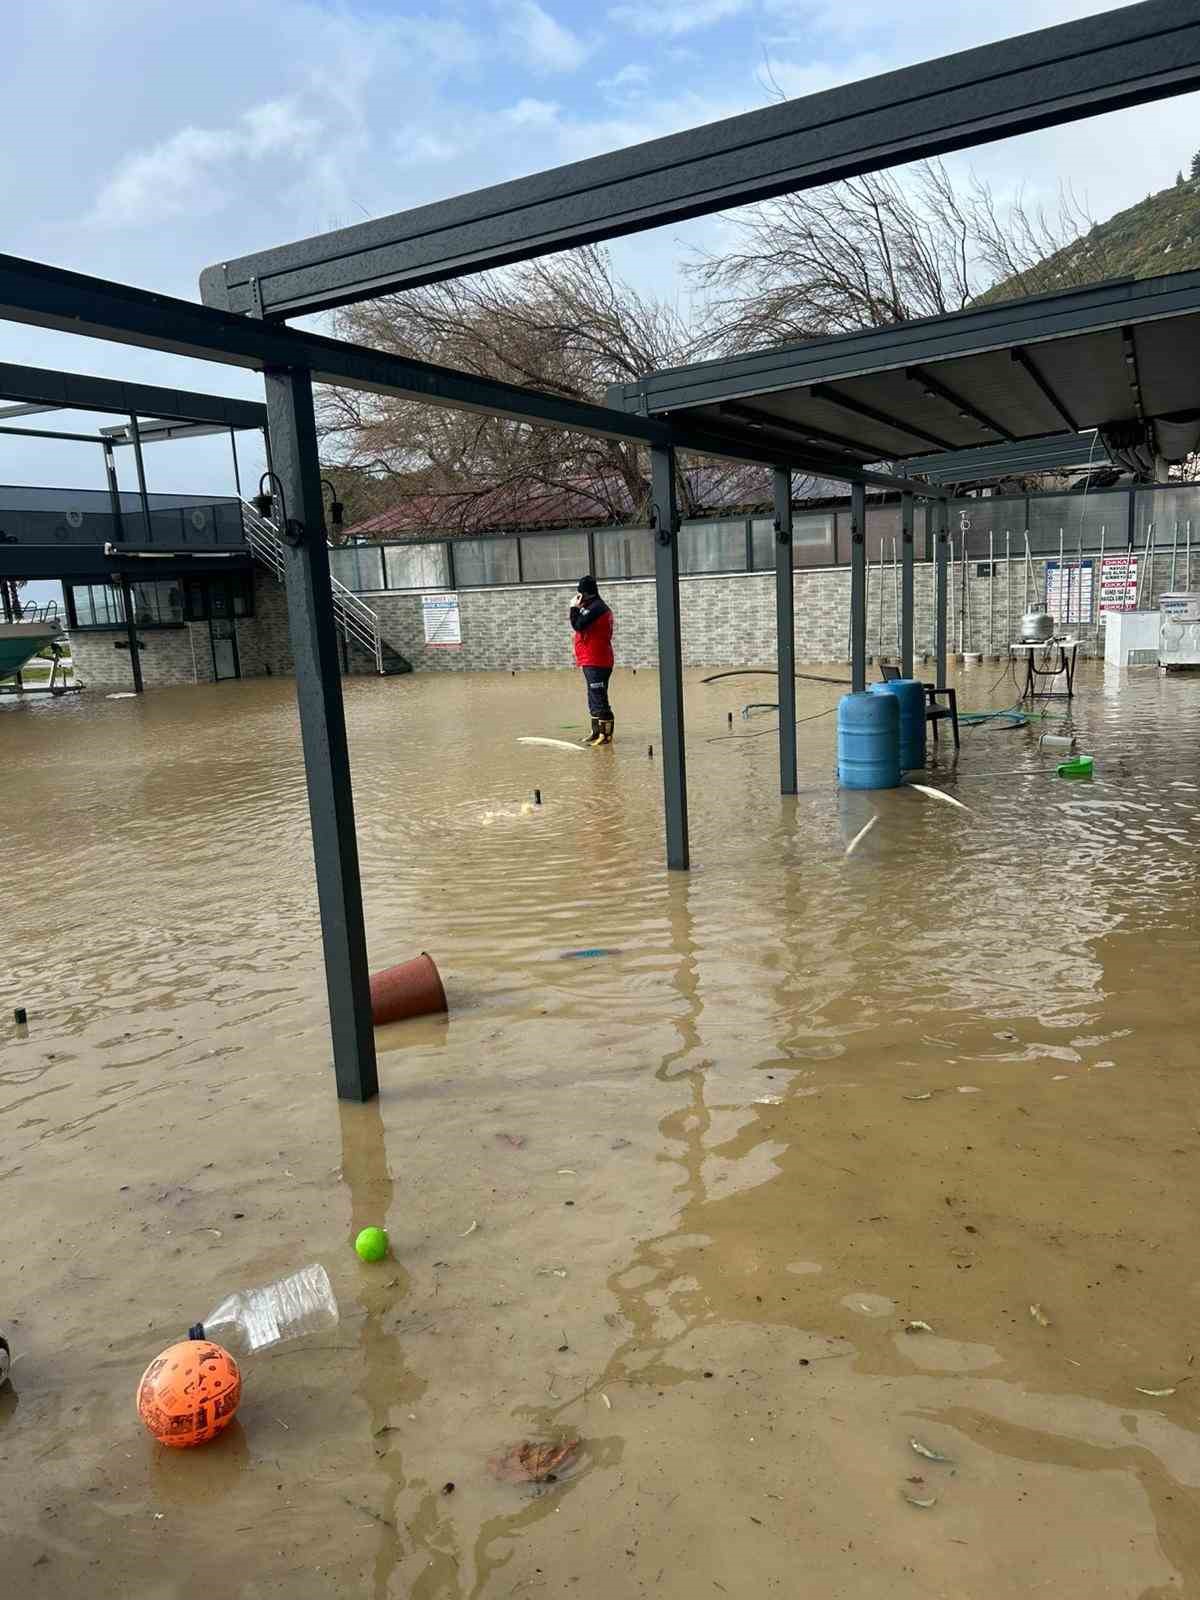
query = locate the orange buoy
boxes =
[369,952,448,1026]
[136,1339,242,1448]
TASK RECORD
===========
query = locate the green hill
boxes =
[981,169,1200,303]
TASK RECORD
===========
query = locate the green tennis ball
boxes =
[355,1226,389,1262]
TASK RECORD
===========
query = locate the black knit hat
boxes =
[577,574,598,596]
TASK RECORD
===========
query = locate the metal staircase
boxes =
[239,500,411,676]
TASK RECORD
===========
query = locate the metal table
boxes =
[1009,638,1080,700]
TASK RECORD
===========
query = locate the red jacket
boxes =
[571,598,614,667]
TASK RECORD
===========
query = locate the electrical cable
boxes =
[706,706,837,744]
[701,668,852,687]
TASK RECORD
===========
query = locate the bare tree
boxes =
[318,245,742,529]
[691,160,1095,354]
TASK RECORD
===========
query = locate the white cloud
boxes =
[497,0,588,73]
[600,63,652,93]
[89,100,323,226]
[608,0,749,39]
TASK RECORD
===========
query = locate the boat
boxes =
[0,618,60,682]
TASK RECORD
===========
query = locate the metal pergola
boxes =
[3,0,1197,1100]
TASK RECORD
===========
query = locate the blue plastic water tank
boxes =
[869,678,926,772]
[837,691,901,790]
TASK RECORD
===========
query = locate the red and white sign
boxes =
[1099,553,1139,617]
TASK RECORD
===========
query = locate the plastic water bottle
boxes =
[188,1263,338,1357]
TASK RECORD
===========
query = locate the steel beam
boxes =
[718,400,879,461]
[0,254,672,449]
[651,445,688,871]
[118,573,144,694]
[199,2,1200,317]
[906,430,1107,482]
[263,366,378,1102]
[0,547,252,580]
[906,366,1014,440]
[810,383,956,451]
[901,493,915,678]
[850,483,867,693]
[0,424,103,443]
[773,467,797,795]
[934,501,950,690]
[128,414,153,542]
[1010,348,1080,432]
[102,439,124,546]
[0,358,265,430]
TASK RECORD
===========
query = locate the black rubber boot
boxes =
[583,717,603,746]
[597,718,615,745]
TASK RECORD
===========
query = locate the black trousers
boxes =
[583,666,613,718]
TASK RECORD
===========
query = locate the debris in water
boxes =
[956,1086,981,1094]
[459,1220,479,1238]
[910,1438,954,1464]
[1030,1304,1051,1328]
[903,1092,933,1102]
[489,1439,579,1485]
[517,737,586,753]
[905,1321,935,1335]
[844,815,879,856]
[556,1168,577,1176]
[903,1491,939,1509]
[496,1133,526,1149]
[600,1393,612,1409]
[1135,1386,1177,1398]
[995,1030,1018,1042]
[560,947,621,959]
[907,783,972,813]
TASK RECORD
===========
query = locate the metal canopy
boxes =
[0,359,266,441]
[610,269,1200,469]
[910,431,1112,485]
[0,254,930,493]
[198,0,1200,319]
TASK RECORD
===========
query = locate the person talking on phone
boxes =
[569,575,615,746]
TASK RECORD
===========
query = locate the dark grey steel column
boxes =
[118,573,143,694]
[850,482,867,692]
[263,365,378,1102]
[900,492,915,678]
[934,500,949,690]
[773,466,796,793]
[101,441,125,543]
[651,444,689,871]
[128,415,152,542]
[229,428,242,497]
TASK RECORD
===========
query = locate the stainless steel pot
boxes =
[1020,609,1055,643]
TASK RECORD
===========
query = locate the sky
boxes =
[6,0,1199,597]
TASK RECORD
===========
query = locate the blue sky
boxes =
[6,0,1199,596]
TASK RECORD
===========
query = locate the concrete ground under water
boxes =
[2,660,1200,1599]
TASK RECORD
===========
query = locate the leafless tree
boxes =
[318,246,745,530]
[691,160,1095,354]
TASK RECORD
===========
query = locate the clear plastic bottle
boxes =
[188,1263,338,1357]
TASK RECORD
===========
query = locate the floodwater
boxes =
[2,660,1200,1599]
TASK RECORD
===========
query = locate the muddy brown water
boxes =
[2,661,1200,1598]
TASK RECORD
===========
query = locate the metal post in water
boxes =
[900,495,914,678]
[850,483,867,693]
[1171,520,1179,591]
[876,531,885,662]
[1005,529,1012,650]
[119,573,143,694]
[1024,530,1032,612]
[934,502,949,691]
[772,466,796,796]
[893,535,900,658]
[651,444,689,870]
[988,530,994,657]
[1075,518,1084,634]
[1188,519,1193,593]
[263,365,378,1102]
[1058,527,1065,630]
[1097,524,1107,644]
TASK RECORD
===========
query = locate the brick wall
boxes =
[66,569,295,689]
[68,551,1179,689]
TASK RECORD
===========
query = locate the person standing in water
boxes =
[570,575,615,746]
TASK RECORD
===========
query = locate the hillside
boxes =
[981,169,1200,303]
